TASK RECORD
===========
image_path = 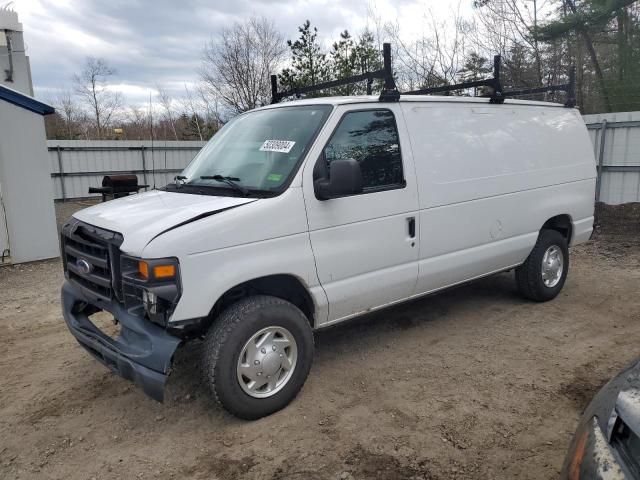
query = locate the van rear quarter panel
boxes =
[401,102,596,295]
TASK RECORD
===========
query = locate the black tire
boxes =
[202,295,314,420]
[515,229,569,302]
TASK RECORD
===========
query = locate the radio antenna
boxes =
[149,91,156,189]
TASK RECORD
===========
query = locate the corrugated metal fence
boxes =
[48,112,640,204]
[583,111,640,205]
[48,140,206,201]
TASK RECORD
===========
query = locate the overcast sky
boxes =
[12,0,473,106]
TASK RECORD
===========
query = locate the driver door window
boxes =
[323,109,405,193]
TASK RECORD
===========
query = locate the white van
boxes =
[61,94,596,419]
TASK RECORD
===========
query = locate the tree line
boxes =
[45,0,640,141]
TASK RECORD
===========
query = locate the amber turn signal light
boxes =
[138,261,149,279]
[153,264,176,279]
[138,261,176,280]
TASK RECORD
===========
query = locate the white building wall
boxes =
[0,180,8,258]
[0,100,58,263]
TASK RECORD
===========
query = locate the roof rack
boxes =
[270,43,399,104]
[504,66,576,107]
[403,54,505,104]
[270,43,577,108]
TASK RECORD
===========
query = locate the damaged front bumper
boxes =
[61,281,181,402]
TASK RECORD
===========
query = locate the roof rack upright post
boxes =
[270,75,280,104]
[379,43,400,102]
[490,55,504,104]
[565,66,576,108]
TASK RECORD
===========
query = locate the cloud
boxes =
[14,0,472,106]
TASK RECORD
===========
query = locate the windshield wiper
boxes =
[200,175,249,196]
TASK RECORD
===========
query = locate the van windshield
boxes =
[174,105,332,196]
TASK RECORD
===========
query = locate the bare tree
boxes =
[196,83,222,131]
[183,84,204,141]
[54,89,80,139]
[156,85,178,140]
[125,106,149,140]
[385,4,468,90]
[73,57,123,139]
[468,0,553,89]
[200,16,287,113]
[76,111,92,140]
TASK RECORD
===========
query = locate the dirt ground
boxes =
[1,202,639,480]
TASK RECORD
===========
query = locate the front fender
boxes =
[168,233,328,326]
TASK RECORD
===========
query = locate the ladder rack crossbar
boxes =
[270,44,577,108]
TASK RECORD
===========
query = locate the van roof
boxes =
[259,95,567,110]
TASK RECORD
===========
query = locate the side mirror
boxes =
[314,158,364,200]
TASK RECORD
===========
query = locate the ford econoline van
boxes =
[61,94,596,419]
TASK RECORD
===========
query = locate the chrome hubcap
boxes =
[236,326,297,398]
[541,245,563,288]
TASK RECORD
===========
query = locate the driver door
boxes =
[302,105,420,324]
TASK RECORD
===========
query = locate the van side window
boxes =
[323,109,405,192]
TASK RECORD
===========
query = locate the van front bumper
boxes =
[61,281,181,402]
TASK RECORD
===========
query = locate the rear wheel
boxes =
[516,229,569,302]
[202,295,314,420]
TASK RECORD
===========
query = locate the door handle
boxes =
[407,217,416,238]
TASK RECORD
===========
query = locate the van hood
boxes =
[73,190,257,255]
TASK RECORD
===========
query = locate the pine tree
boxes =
[458,52,492,96]
[279,20,329,96]
[536,0,639,112]
[354,30,383,94]
[329,31,357,95]
[328,29,383,95]
[460,53,491,81]
[279,23,384,98]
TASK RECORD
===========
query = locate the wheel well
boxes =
[542,214,572,243]
[208,275,315,329]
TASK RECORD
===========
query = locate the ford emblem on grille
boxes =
[76,258,93,275]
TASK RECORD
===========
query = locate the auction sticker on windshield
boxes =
[260,140,296,153]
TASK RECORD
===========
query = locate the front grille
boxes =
[61,220,123,302]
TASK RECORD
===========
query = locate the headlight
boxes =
[120,256,182,326]
[141,290,158,314]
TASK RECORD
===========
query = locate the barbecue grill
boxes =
[88,175,148,202]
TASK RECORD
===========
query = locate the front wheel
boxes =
[202,295,314,420]
[515,229,569,302]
